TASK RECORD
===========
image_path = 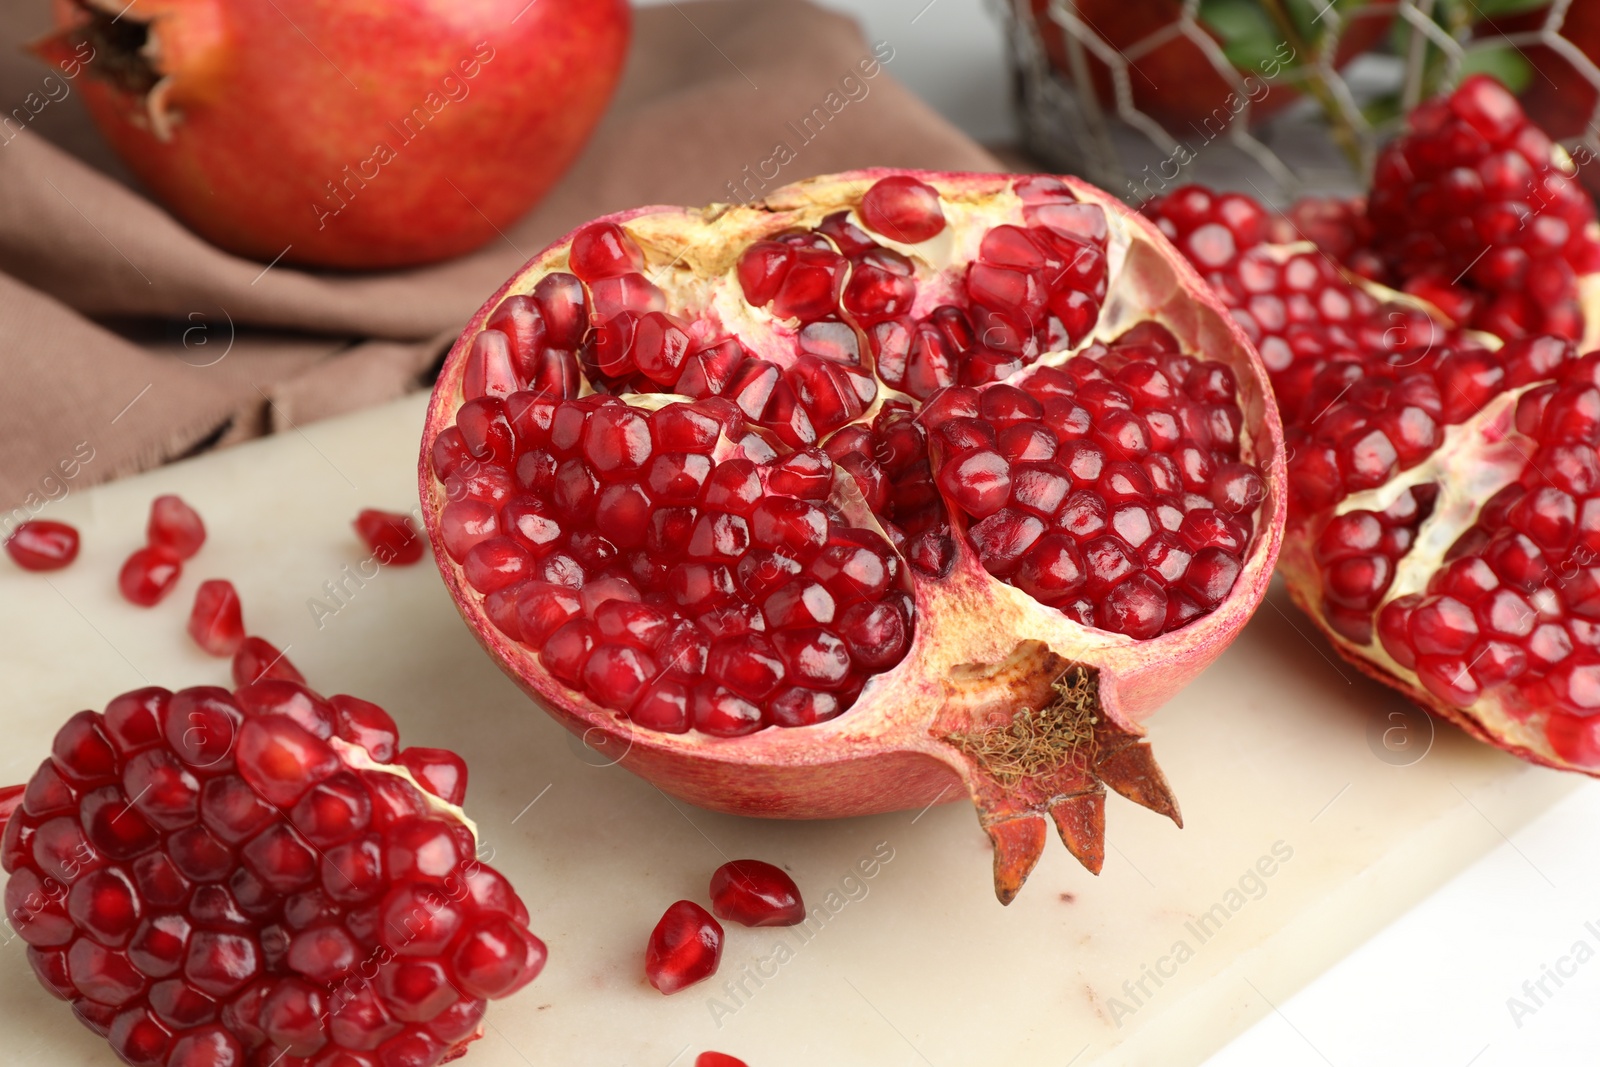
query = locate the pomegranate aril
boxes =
[119,547,183,607]
[645,900,723,994]
[709,859,805,927]
[859,175,946,243]
[353,510,424,566]
[6,520,80,571]
[148,496,206,559]
[232,637,305,688]
[187,580,246,657]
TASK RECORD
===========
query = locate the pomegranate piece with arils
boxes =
[6,520,80,571]
[423,169,1285,901]
[1361,74,1600,342]
[355,509,426,566]
[645,900,723,995]
[709,860,804,927]
[1,682,546,1066]
[1145,79,1600,778]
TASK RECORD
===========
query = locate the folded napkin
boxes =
[0,0,1000,516]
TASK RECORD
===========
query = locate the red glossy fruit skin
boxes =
[6,520,80,571]
[1027,0,1393,131]
[420,169,1286,833]
[35,0,630,269]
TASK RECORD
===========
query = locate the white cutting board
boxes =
[0,393,1579,1066]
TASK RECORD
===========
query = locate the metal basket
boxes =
[994,0,1600,204]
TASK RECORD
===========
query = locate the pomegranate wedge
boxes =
[422,170,1285,902]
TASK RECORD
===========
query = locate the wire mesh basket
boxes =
[995,0,1600,205]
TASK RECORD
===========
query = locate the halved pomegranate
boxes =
[420,170,1286,902]
[1146,79,1600,777]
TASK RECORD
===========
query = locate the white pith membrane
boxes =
[422,171,1286,901]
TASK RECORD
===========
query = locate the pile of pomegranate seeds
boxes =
[120,496,207,607]
[5,519,80,571]
[645,900,723,995]
[430,174,1267,739]
[354,509,426,566]
[1364,74,1600,340]
[1,682,545,1066]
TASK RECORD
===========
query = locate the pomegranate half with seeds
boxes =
[420,170,1286,902]
[1,683,545,1065]
[1146,79,1600,775]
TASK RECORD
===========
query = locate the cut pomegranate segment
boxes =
[1145,78,1600,778]
[1,683,544,1065]
[423,170,1285,901]
[644,900,722,994]
[5,520,80,571]
[354,509,426,566]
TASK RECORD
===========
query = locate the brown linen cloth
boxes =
[0,0,1000,515]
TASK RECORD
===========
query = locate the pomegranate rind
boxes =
[421,170,1286,900]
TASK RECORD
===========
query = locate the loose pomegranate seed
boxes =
[5,520,80,571]
[696,1054,749,1067]
[709,860,805,927]
[119,546,182,607]
[2,683,545,1064]
[644,900,722,994]
[147,495,206,559]
[187,579,246,656]
[353,509,425,565]
[232,637,305,687]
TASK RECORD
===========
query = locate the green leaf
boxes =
[1361,91,1405,128]
[1459,45,1535,93]
[1200,0,1290,73]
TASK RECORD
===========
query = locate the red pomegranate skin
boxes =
[1029,0,1392,131]
[34,0,630,268]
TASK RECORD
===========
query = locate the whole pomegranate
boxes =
[2,681,545,1066]
[31,0,629,268]
[1027,0,1392,133]
[1146,81,1600,777]
[419,170,1286,902]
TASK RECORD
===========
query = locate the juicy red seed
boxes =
[119,547,183,607]
[187,580,245,657]
[569,221,646,281]
[860,175,946,244]
[148,496,206,559]
[353,510,425,566]
[6,520,80,571]
[709,859,805,927]
[697,1054,750,1067]
[231,637,305,688]
[645,900,723,995]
